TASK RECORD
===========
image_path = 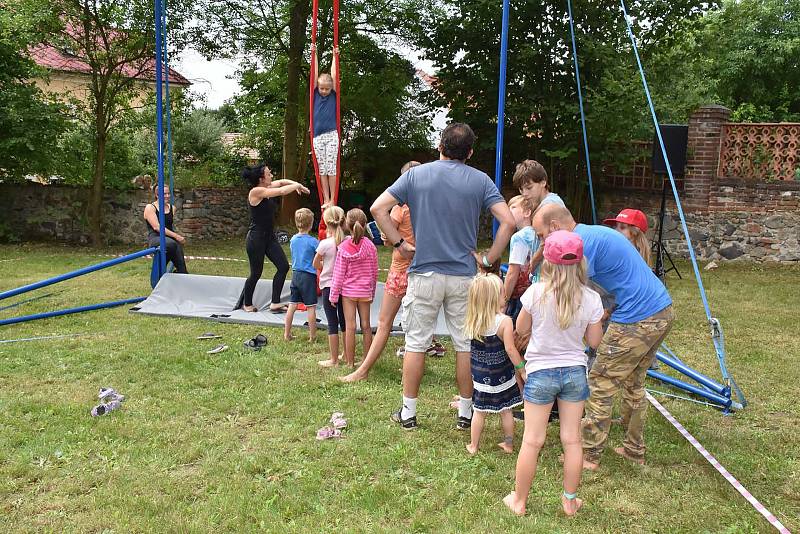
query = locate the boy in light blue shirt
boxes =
[285,208,319,342]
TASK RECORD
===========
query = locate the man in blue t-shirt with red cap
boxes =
[532,203,674,470]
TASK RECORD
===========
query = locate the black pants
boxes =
[238,230,289,308]
[147,235,188,274]
[321,287,346,335]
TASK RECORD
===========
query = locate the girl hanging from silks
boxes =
[310,43,340,209]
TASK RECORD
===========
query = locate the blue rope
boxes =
[618,0,732,383]
[161,0,175,201]
[493,0,511,238]
[566,0,597,224]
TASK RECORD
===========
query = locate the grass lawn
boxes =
[0,241,798,532]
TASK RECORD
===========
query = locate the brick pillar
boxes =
[684,104,731,212]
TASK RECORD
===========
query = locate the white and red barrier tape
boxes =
[97,254,391,270]
[646,393,790,533]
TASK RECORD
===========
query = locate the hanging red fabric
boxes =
[308,0,341,241]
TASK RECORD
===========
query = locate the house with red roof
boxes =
[29,42,190,108]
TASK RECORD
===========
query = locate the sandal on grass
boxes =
[243,334,268,351]
[207,344,229,354]
[197,332,222,340]
[316,426,342,440]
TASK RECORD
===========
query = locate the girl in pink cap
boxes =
[604,208,651,266]
[504,230,604,518]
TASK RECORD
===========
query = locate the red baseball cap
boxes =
[543,230,584,265]
[603,208,648,233]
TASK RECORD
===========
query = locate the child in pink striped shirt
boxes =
[329,208,378,367]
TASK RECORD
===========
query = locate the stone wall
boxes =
[0,184,252,245]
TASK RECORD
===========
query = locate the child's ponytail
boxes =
[346,208,368,245]
[323,206,346,246]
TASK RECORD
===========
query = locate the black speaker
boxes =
[651,124,688,175]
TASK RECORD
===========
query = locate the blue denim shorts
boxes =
[523,366,589,404]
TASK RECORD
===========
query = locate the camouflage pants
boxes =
[581,306,674,463]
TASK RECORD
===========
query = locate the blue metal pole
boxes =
[0,298,145,327]
[0,248,158,302]
[566,0,597,224]
[154,0,167,278]
[656,352,730,397]
[161,0,175,201]
[493,0,511,238]
[647,370,732,409]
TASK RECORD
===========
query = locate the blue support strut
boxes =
[0,248,158,302]
[154,0,167,278]
[0,298,145,327]
[161,0,175,201]
[492,0,511,238]
[657,351,730,397]
[566,0,597,223]
[647,370,733,410]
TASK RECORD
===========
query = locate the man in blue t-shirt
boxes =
[371,123,516,431]
[532,203,674,469]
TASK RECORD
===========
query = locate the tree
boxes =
[43,0,189,244]
[195,0,433,193]
[0,1,66,180]
[410,0,713,216]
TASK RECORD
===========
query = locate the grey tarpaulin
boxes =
[130,273,451,335]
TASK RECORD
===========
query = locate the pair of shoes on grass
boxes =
[316,412,347,440]
[198,332,228,354]
[243,334,268,351]
[390,410,471,431]
[395,341,446,359]
[91,387,125,417]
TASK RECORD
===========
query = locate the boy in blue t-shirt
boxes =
[504,195,534,323]
[311,44,340,209]
[284,208,319,342]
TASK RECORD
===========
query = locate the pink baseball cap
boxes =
[543,230,584,265]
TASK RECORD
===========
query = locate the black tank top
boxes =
[147,204,174,239]
[249,196,275,234]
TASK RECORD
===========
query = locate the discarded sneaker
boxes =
[243,334,268,351]
[91,399,121,417]
[98,387,125,403]
[330,412,347,429]
[316,426,343,440]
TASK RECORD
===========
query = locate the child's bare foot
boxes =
[339,371,366,382]
[613,446,645,465]
[503,492,525,516]
[284,334,294,341]
[497,441,513,454]
[561,494,584,517]
[242,305,258,312]
[318,359,338,368]
[465,443,479,455]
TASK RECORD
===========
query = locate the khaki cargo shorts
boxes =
[402,272,471,353]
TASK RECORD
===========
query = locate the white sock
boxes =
[401,396,417,420]
[458,396,473,419]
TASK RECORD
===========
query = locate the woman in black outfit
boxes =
[237,164,309,312]
[143,184,188,273]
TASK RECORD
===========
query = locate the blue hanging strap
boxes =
[566,0,597,224]
[618,0,744,406]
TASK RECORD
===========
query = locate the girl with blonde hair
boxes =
[504,231,604,518]
[463,273,524,455]
[313,205,347,367]
[329,208,378,367]
[604,208,651,265]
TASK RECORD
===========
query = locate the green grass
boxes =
[0,242,798,533]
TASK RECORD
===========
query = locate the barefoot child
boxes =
[311,44,340,209]
[284,208,319,342]
[463,273,524,455]
[504,231,604,517]
[314,206,347,367]
[329,208,378,367]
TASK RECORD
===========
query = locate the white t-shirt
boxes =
[316,237,337,289]
[520,282,604,374]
